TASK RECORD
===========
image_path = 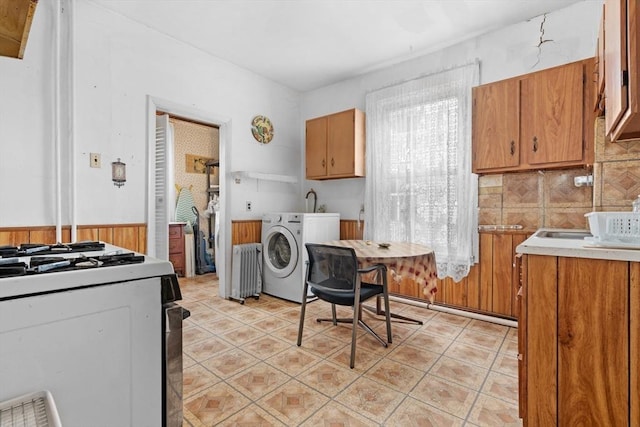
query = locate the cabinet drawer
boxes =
[169,254,184,269]
[169,256,184,277]
[168,238,184,254]
[169,224,184,239]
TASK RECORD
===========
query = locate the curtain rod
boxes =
[367,58,480,95]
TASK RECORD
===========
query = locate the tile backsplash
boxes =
[479,168,592,230]
[594,116,640,211]
[478,117,640,230]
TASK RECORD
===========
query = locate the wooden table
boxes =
[324,240,438,324]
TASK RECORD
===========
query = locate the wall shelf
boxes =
[232,171,298,184]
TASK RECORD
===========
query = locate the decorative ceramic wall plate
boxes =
[251,115,274,144]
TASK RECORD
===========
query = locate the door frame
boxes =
[146,96,231,298]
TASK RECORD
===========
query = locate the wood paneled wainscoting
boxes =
[0,224,147,254]
[339,220,364,240]
[231,219,364,245]
[395,231,531,320]
[230,220,527,319]
[231,220,262,245]
[335,221,530,320]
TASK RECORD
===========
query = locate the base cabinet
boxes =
[520,255,638,426]
[426,231,528,320]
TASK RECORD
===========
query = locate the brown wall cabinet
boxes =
[0,0,37,59]
[168,223,185,277]
[519,255,639,425]
[305,108,365,180]
[595,4,606,115]
[472,58,595,173]
[472,79,520,171]
[604,0,640,141]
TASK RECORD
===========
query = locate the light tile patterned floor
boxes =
[180,275,522,426]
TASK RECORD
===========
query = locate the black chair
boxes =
[297,243,392,368]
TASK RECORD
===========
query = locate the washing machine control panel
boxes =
[262,214,282,224]
[287,214,302,223]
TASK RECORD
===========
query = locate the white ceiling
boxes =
[91,0,584,92]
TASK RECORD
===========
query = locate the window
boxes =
[365,63,479,281]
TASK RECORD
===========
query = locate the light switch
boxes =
[90,153,101,168]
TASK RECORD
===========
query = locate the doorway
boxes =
[146,96,232,299]
[169,115,219,254]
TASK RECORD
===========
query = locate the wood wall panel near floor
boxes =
[0,230,30,246]
[231,219,363,245]
[0,224,147,253]
[340,220,364,240]
[433,263,481,309]
[231,220,262,245]
[226,220,531,320]
[431,231,531,320]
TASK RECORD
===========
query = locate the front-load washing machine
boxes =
[261,212,340,303]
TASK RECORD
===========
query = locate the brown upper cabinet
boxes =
[0,0,38,59]
[595,4,606,115]
[305,108,365,180]
[472,58,595,173]
[604,0,640,141]
[472,79,520,171]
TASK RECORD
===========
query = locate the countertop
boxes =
[516,228,640,262]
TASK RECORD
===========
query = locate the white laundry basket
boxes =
[585,212,640,243]
[0,390,61,427]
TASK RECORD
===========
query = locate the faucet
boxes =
[305,188,317,213]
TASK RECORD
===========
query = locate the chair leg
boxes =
[350,305,358,369]
[331,303,337,325]
[297,282,309,347]
[356,304,387,347]
[316,303,352,325]
[382,283,393,344]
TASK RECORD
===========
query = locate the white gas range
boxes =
[0,242,186,427]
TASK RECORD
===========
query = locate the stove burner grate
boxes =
[0,252,145,278]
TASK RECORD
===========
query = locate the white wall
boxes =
[0,1,302,228]
[0,1,57,227]
[0,1,603,228]
[301,1,602,220]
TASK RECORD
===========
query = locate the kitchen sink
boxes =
[534,230,592,239]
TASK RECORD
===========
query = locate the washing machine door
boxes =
[263,225,298,278]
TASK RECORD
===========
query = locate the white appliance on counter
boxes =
[0,243,187,427]
[261,213,339,303]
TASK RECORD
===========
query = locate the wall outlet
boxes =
[246,201,252,211]
[90,153,101,168]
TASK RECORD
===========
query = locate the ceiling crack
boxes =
[533,13,554,68]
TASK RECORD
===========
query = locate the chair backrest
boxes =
[305,243,358,294]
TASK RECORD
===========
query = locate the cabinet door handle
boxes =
[532,136,538,152]
[331,158,335,167]
[322,159,325,168]
[510,140,515,156]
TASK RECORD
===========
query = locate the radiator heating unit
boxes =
[231,243,262,304]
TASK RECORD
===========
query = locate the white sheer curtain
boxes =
[364,63,479,281]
